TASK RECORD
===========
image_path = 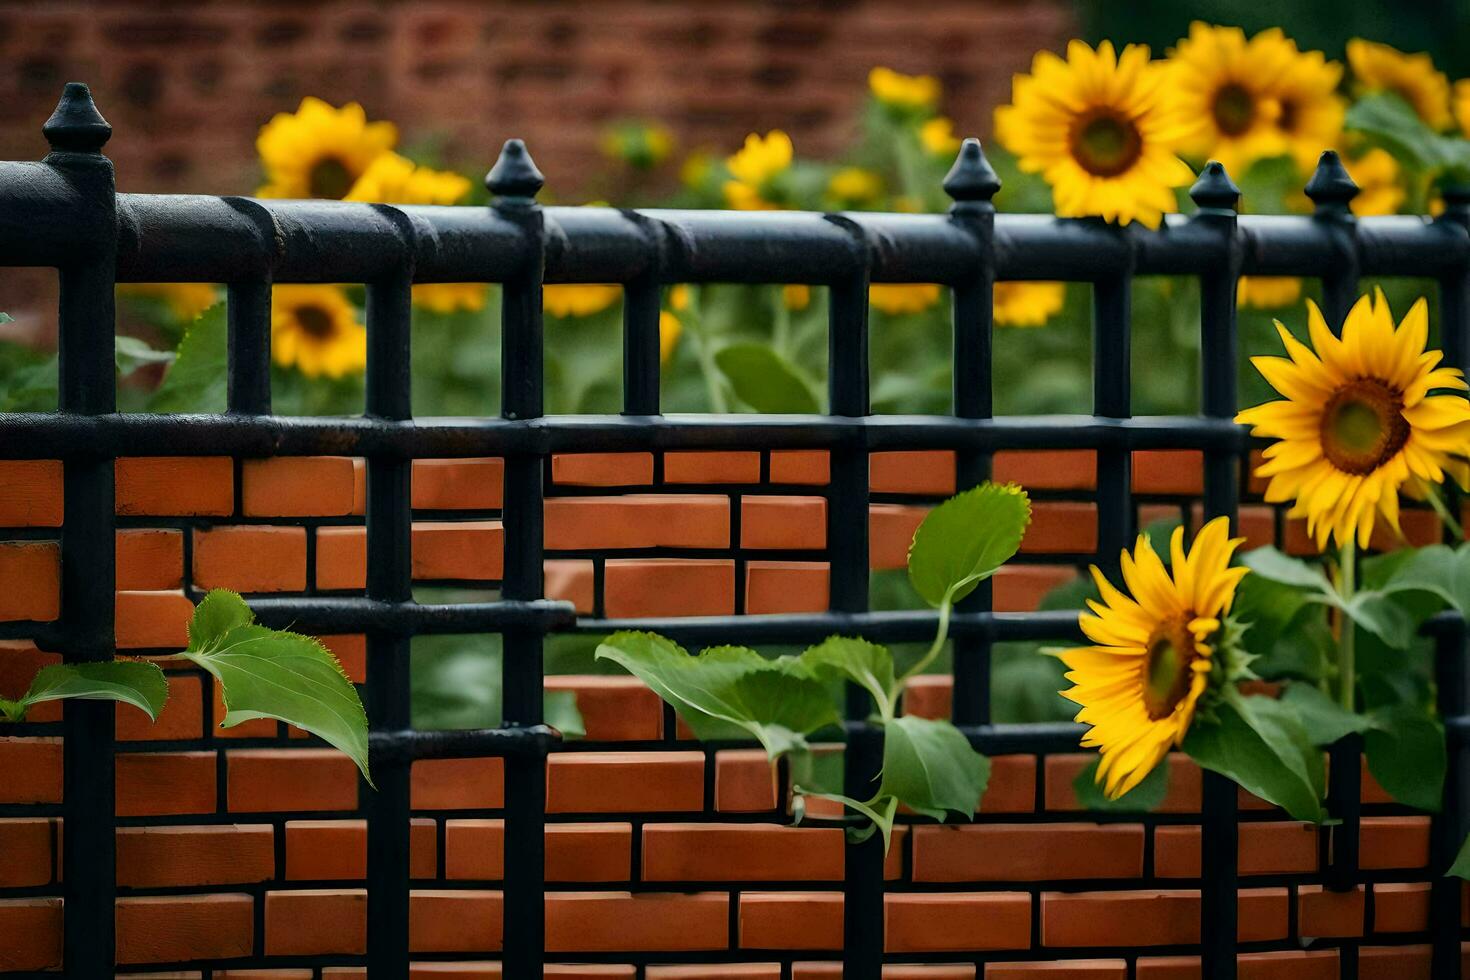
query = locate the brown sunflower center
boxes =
[1320,378,1410,475]
[1212,83,1256,136]
[1070,110,1143,178]
[308,156,355,199]
[295,304,337,340]
[1277,97,1299,133]
[1142,619,1198,720]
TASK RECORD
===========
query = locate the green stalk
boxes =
[682,286,729,413]
[771,287,792,358]
[888,591,954,717]
[1337,538,1357,712]
[1420,478,1466,540]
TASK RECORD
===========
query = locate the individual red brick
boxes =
[1022,502,1097,553]
[0,641,60,722]
[116,457,233,516]
[115,590,195,649]
[1361,816,1431,869]
[1374,882,1430,933]
[321,634,367,684]
[543,676,662,741]
[902,674,950,719]
[116,528,185,590]
[0,898,61,971]
[0,541,59,621]
[193,526,307,593]
[643,823,843,881]
[982,755,1038,813]
[986,961,1126,979]
[412,757,504,810]
[545,495,729,550]
[1235,506,1276,551]
[316,526,366,591]
[116,751,216,816]
[116,893,254,964]
[741,495,826,549]
[552,453,655,487]
[265,889,367,955]
[886,893,1032,952]
[116,673,202,741]
[1132,451,1204,495]
[242,457,357,516]
[1040,888,1286,946]
[412,458,504,510]
[228,749,358,812]
[912,823,1143,881]
[1044,753,1201,812]
[871,451,956,495]
[1137,950,1340,980]
[412,520,504,580]
[0,737,61,803]
[648,967,780,980]
[548,751,704,812]
[118,824,274,887]
[745,560,828,614]
[410,890,503,952]
[283,818,435,880]
[663,451,761,484]
[792,966,975,980]
[769,450,830,485]
[1297,884,1365,938]
[603,559,735,618]
[1372,507,1441,550]
[0,460,62,526]
[545,559,595,614]
[992,450,1096,490]
[1154,822,1318,877]
[739,892,842,949]
[992,565,1077,612]
[547,892,728,952]
[715,749,779,812]
[444,820,632,882]
[0,819,52,887]
[352,459,367,516]
[1356,944,1433,979]
[869,504,926,570]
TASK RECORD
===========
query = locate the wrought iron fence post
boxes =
[43,81,119,978]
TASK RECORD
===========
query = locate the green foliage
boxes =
[878,714,990,821]
[1347,93,1470,181]
[713,343,820,413]
[147,306,227,413]
[907,483,1032,607]
[1073,755,1170,812]
[1280,682,1374,746]
[1182,693,1326,823]
[410,635,584,738]
[1364,704,1445,812]
[0,660,167,723]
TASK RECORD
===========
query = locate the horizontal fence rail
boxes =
[0,83,1468,980]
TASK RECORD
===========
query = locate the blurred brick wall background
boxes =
[0,0,1072,196]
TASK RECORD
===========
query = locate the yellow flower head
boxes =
[783,284,812,312]
[659,310,682,364]
[1343,147,1405,217]
[869,66,942,112]
[271,285,366,379]
[994,281,1065,327]
[870,283,941,315]
[1167,23,1299,173]
[600,121,676,169]
[1347,39,1452,130]
[1237,276,1302,310]
[1062,517,1248,799]
[920,117,963,158]
[411,282,488,315]
[1272,48,1347,171]
[344,152,471,206]
[995,40,1195,229]
[1237,291,1470,550]
[1456,80,1470,138]
[828,167,884,207]
[724,131,794,210]
[545,284,622,318]
[118,282,221,322]
[257,97,398,200]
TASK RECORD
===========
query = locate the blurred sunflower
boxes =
[1237,291,1470,550]
[783,284,812,311]
[920,117,962,158]
[995,40,1194,228]
[658,310,682,363]
[1062,517,1248,799]
[1167,23,1297,173]
[869,67,942,113]
[1272,48,1347,171]
[545,284,622,318]
[1237,277,1302,310]
[1457,80,1470,138]
[724,130,794,210]
[1343,147,1405,217]
[828,167,884,208]
[1347,39,1451,130]
[271,285,367,378]
[870,283,941,315]
[257,97,398,200]
[994,281,1065,327]
[601,121,676,170]
[118,282,221,322]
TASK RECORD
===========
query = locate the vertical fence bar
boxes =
[1091,274,1133,577]
[227,279,273,414]
[1191,162,1244,980]
[41,82,118,978]
[489,139,550,977]
[1306,151,1363,899]
[944,139,1000,728]
[622,212,664,416]
[364,262,415,977]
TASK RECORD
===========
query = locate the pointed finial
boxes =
[1304,150,1358,212]
[1189,161,1240,212]
[43,82,111,154]
[486,139,544,201]
[943,138,1001,210]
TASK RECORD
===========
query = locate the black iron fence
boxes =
[1,82,1468,979]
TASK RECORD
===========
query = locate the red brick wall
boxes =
[0,448,1459,973]
[0,0,1072,196]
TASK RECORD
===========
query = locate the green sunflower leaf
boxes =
[713,342,820,414]
[1364,703,1445,812]
[18,661,169,721]
[877,714,989,822]
[800,636,896,716]
[1279,682,1375,747]
[1182,693,1326,823]
[1240,547,1335,597]
[907,482,1032,607]
[1447,832,1470,879]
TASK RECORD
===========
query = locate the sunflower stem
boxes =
[681,285,729,413]
[1420,479,1466,540]
[890,591,954,718]
[771,286,792,358]
[1336,538,1357,713]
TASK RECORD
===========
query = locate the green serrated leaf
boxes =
[713,342,820,413]
[907,482,1032,607]
[147,304,227,413]
[20,661,169,721]
[1183,694,1326,823]
[1448,832,1470,879]
[0,697,27,721]
[1364,703,1445,812]
[188,589,257,652]
[1241,547,1335,596]
[114,335,175,378]
[878,714,989,821]
[801,635,896,716]
[182,624,371,786]
[545,690,586,740]
[1279,682,1375,747]
[1073,755,1170,812]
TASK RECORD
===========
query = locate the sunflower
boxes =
[1456,80,1470,138]
[1237,277,1302,310]
[1167,23,1298,174]
[1273,48,1346,171]
[257,97,398,200]
[118,282,221,322]
[271,285,366,378]
[600,121,675,169]
[724,131,793,210]
[994,281,1065,327]
[1062,517,1248,798]
[659,310,682,364]
[995,40,1195,229]
[920,117,962,158]
[1346,40,1451,130]
[869,67,941,112]
[828,167,883,208]
[870,283,941,315]
[783,284,811,311]
[1237,291,1470,550]
[545,284,622,318]
[1343,147,1405,217]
